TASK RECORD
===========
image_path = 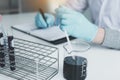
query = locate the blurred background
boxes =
[0,0,66,14]
[0,0,91,20]
[0,0,48,14]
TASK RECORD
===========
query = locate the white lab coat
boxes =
[65,0,120,31]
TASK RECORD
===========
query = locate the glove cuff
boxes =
[89,25,98,42]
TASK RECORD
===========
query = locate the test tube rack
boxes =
[0,38,59,80]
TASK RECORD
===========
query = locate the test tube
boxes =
[9,48,15,70]
[35,58,39,80]
[0,17,5,67]
[0,32,5,67]
[7,28,16,71]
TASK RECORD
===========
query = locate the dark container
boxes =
[63,56,87,80]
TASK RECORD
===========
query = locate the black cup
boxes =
[63,56,87,80]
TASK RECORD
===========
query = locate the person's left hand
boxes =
[56,6,98,42]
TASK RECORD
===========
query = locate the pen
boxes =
[39,8,48,27]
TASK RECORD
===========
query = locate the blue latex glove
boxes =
[56,6,98,42]
[35,13,55,29]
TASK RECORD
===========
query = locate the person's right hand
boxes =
[56,6,98,42]
[35,13,55,29]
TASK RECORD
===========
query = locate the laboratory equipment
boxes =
[0,16,5,67]
[0,38,59,80]
[8,36,15,71]
[63,39,90,80]
[64,29,73,53]
[0,32,5,67]
[64,56,87,80]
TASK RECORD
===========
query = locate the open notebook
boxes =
[11,23,75,44]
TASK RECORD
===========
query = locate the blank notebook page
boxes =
[12,23,66,41]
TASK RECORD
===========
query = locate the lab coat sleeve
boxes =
[65,0,88,12]
[102,28,120,50]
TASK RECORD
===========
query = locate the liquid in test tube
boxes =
[0,33,5,67]
[0,15,5,67]
[8,36,16,71]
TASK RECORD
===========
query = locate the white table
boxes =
[1,13,120,80]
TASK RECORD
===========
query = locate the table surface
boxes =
[1,13,120,80]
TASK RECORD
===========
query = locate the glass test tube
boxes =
[7,28,16,71]
[0,32,5,67]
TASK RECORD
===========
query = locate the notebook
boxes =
[11,23,75,44]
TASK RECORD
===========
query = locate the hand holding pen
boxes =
[35,8,55,29]
[39,8,48,26]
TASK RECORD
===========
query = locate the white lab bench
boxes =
[1,12,120,80]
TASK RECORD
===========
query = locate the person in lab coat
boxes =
[35,0,120,49]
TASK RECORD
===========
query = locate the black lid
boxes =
[0,33,3,38]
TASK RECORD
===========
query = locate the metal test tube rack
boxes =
[0,38,59,80]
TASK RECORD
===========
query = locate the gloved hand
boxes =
[56,6,98,42]
[35,13,55,29]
